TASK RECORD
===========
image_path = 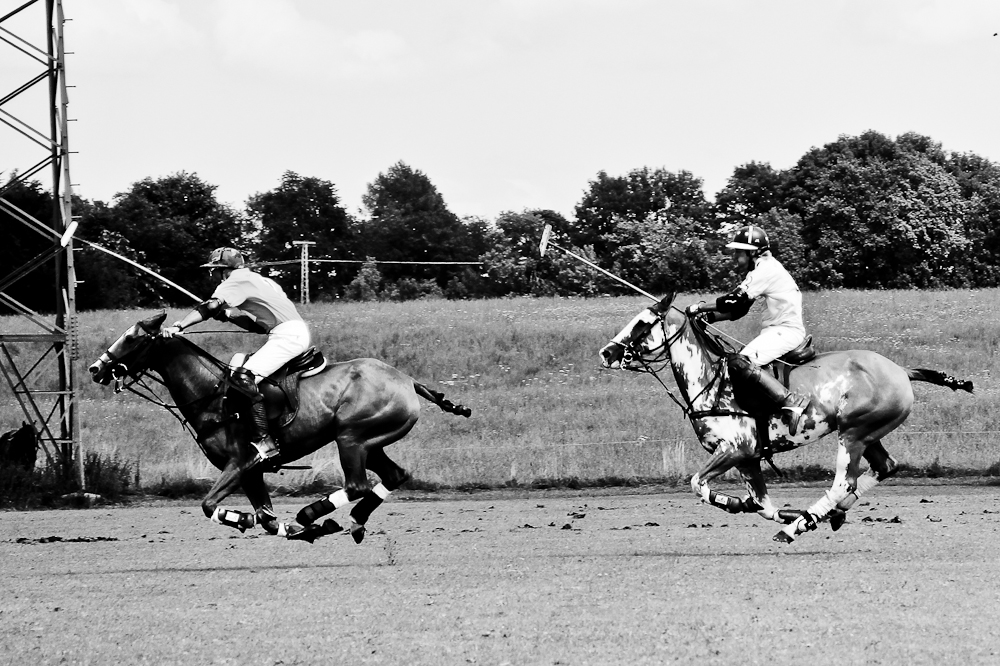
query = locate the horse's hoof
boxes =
[286,523,322,544]
[350,522,366,544]
[773,530,795,543]
[286,519,342,543]
[829,509,847,531]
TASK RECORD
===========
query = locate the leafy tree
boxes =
[245,171,357,299]
[947,152,1000,286]
[477,210,599,297]
[74,198,153,309]
[359,162,473,286]
[344,258,382,302]
[602,210,723,294]
[784,132,970,289]
[572,167,713,267]
[103,172,250,304]
[715,162,789,227]
[0,174,57,313]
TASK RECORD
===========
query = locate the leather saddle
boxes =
[229,347,327,430]
[767,335,816,387]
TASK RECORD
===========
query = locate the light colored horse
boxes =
[89,313,471,543]
[600,295,974,542]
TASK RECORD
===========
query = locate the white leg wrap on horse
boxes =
[211,506,224,525]
[276,523,289,537]
[373,483,391,500]
[838,474,879,511]
[328,489,350,508]
[809,492,839,519]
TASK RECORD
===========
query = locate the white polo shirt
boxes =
[212,268,302,333]
[737,254,804,334]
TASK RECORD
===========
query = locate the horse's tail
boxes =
[907,368,974,393]
[414,381,472,418]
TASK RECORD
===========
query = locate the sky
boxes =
[3,0,999,222]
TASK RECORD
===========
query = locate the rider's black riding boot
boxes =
[728,354,810,436]
[232,368,279,466]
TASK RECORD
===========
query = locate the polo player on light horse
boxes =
[539,223,973,542]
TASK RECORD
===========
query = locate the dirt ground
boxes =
[2,482,999,666]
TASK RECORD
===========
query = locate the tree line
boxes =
[3,129,1000,312]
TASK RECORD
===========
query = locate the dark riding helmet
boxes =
[200,247,245,269]
[725,225,770,254]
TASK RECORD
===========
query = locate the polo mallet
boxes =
[538,224,659,302]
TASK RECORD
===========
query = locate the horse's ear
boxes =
[139,312,168,334]
[652,292,676,314]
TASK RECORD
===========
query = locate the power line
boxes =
[254,259,482,267]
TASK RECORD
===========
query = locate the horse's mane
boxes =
[150,333,232,379]
[686,314,737,359]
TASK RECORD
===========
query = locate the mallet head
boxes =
[539,224,552,257]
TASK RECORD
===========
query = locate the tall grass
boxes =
[2,290,997,493]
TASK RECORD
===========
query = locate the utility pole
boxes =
[291,240,315,305]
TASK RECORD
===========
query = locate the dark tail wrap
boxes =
[907,369,974,393]
[414,382,472,418]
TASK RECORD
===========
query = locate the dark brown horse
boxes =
[88,313,471,543]
[600,295,973,543]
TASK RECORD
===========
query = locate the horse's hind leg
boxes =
[829,441,898,530]
[295,416,417,542]
[776,433,866,542]
[347,447,411,542]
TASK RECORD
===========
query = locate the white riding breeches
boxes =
[242,319,311,382]
[740,325,805,366]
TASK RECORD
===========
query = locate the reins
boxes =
[619,308,697,416]
[620,309,755,418]
[109,335,247,452]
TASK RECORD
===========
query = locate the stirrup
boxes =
[781,395,809,435]
[254,441,279,456]
[249,451,280,472]
[249,439,280,470]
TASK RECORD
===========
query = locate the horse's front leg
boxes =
[775,434,864,543]
[690,443,756,515]
[240,471,283,536]
[202,460,255,532]
[735,459,783,522]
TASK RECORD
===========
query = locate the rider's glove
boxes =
[162,323,183,338]
[685,303,703,316]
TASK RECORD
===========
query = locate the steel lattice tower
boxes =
[291,240,315,304]
[0,0,83,486]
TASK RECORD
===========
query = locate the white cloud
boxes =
[68,0,204,74]
[857,0,1000,45]
[211,1,411,81]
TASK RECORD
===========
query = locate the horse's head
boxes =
[600,293,679,369]
[88,313,167,386]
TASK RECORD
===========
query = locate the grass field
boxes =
[1,290,998,493]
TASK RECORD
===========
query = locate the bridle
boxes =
[618,306,747,424]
